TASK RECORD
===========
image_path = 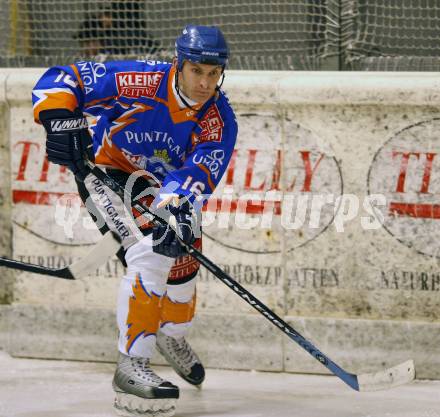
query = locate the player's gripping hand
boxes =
[39,108,95,181]
[152,195,199,258]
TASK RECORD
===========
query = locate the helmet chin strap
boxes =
[215,72,225,91]
[174,69,225,111]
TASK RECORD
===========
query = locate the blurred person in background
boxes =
[77,2,161,58]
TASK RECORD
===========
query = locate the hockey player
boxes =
[32,25,237,416]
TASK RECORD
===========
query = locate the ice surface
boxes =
[0,351,439,417]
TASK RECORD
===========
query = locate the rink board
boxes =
[0,68,440,378]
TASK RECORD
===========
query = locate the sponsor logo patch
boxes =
[77,61,107,95]
[115,71,164,99]
[197,104,224,143]
[153,149,171,163]
[193,149,225,179]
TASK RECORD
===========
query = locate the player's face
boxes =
[177,61,223,104]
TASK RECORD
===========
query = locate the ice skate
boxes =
[156,332,205,386]
[113,353,179,417]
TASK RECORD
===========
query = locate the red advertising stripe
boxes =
[13,191,284,215]
[12,190,74,205]
[389,202,440,219]
[205,198,282,215]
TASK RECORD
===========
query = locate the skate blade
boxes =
[114,392,176,417]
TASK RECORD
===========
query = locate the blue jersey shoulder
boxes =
[216,90,237,125]
[98,60,172,73]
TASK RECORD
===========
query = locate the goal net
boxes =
[1,0,338,70]
[2,0,440,70]
[341,0,440,70]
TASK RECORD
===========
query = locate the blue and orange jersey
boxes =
[32,60,238,202]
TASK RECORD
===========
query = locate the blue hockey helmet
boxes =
[175,25,229,71]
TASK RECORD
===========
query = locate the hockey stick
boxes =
[88,162,415,392]
[0,231,121,279]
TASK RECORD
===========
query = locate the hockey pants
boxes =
[76,169,200,359]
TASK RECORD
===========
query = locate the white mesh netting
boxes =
[341,0,440,70]
[1,0,338,70]
[2,0,440,70]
